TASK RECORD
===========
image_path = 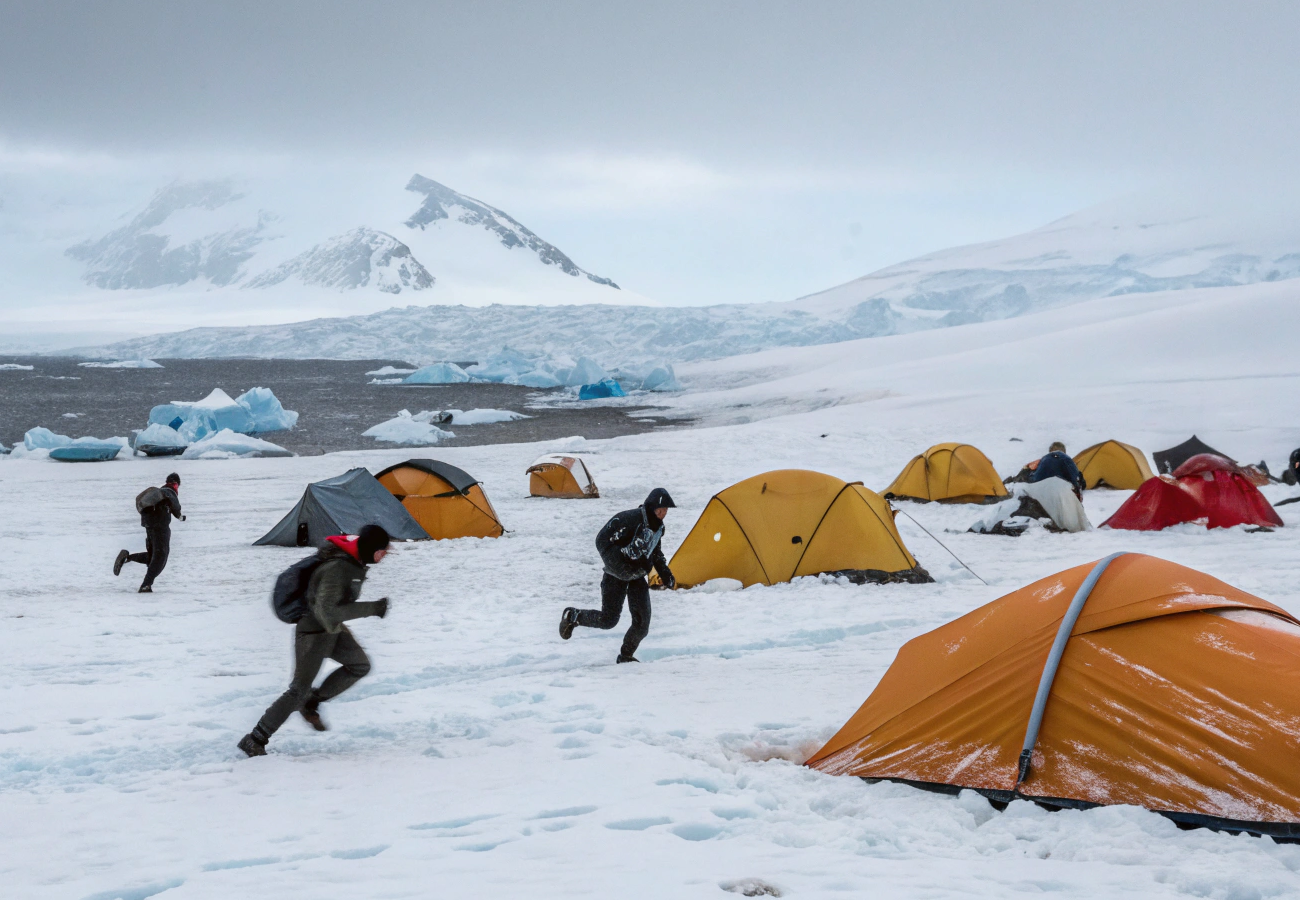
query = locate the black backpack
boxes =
[135,486,165,514]
[271,552,323,623]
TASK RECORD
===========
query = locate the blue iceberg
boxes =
[578,379,627,400]
[404,363,471,384]
[147,387,297,441]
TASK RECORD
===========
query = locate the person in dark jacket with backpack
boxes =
[559,488,676,664]
[113,473,183,593]
[1029,442,1086,498]
[238,524,391,757]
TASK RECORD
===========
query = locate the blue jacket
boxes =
[1030,451,1085,494]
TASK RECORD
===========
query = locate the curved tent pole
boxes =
[1016,551,1127,786]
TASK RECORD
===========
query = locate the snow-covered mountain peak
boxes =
[247,227,434,294]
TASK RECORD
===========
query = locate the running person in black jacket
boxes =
[559,488,676,663]
[113,473,183,593]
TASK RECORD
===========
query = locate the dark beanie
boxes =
[166,472,181,486]
[357,524,391,564]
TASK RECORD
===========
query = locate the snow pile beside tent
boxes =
[78,359,163,369]
[146,387,298,441]
[362,410,456,445]
[180,429,293,459]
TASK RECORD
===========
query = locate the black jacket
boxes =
[1029,451,1085,495]
[596,490,675,583]
[140,486,182,529]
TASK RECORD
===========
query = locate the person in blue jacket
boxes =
[1029,442,1086,497]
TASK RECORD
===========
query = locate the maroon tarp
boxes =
[1102,477,1206,531]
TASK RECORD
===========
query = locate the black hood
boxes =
[643,487,675,523]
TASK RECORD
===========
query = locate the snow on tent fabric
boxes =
[403,363,471,384]
[1152,435,1232,475]
[1172,454,1283,529]
[805,553,1300,840]
[1101,476,1207,531]
[883,442,1008,503]
[133,423,187,457]
[255,468,429,547]
[1073,440,1154,490]
[653,469,931,589]
[181,429,294,459]
[526,454,599,498]
[374,459,504,540]
[578,379,626,400]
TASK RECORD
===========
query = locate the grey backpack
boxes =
[135,486,165,514]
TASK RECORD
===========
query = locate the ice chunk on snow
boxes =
[180,429,293,459]
[23,427,74,450]
[404,363,471,384]
[363,410,456,445]
[78,359,163,369]
[447,408,530,425]
[235,387,299,432]
[366,365,416,376]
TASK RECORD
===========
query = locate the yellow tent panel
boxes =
[1073,440,1154,490]
[375,459,504,539]
[527,454,599,498]
[884,442,1008,503]
[658,469,929,589]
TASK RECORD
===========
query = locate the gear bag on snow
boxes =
[271,553,323,623]
[135,486,166,514]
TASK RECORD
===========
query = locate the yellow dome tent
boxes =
[527,453,600,498]
[374,459,504,539]
[884,443,1008,504]
[655,469,930,589]
[1073,440,1154,490]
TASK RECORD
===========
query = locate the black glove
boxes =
[373,597,389,618]
[181,515,187,521]
[665,573,677,590]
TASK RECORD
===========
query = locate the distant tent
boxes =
[527,454,599,498]
[578,379,626,400]
[1172,454,1283,529]
[1101,476,1206,531]
[656,469,931,589]
[374,459,504,539]
[1152,435,1232,475]
[806,553,1300,840]
[1073,440,1154,490]
[884,443,1008,504]
[255,468,429,547]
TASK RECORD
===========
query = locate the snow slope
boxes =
[6,285,1300,898]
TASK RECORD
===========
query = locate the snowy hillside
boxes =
[81,191,1300,365]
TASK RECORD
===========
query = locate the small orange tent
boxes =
[883,443,1008,503]
[527,454,599,498]
[806,554,1300,839]
[374,459,504,539]
[1073,440,1153,490]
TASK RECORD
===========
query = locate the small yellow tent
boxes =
[883,443,1008,503]
[375,459,504,539]
[527,454,599,498]
[1073,440,1154,490]
[656,469,930,589]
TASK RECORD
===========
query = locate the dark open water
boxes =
[0,357,684,455]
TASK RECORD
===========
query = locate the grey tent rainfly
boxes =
[255,468,429,547]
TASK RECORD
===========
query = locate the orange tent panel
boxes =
[374,459,504,539]
[527,454,599,498]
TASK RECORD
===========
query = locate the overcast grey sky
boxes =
[3,1,1299,305]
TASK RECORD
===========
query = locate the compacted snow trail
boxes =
[4,390,1300,897]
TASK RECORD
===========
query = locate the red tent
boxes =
[1102,476,1206,531]
[1173,454,1283,529]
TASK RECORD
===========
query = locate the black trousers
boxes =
[256,626,371,737]
[127,525,171,588]
[576,574,652,657]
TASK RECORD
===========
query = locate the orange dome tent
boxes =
[1072,440,1153,490]
[654,469,930,589]
[527,454,599,498]
[883,443,1008,504]
[806,553,1300,839]
[374,459,504,539]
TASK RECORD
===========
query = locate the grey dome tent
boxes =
[1152,435,1232,475]
[254,468,430,547]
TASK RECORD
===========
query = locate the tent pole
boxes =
[1016,551,1127,785]
[894,509,988,586]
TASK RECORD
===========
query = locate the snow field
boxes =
[5,392,1300,898]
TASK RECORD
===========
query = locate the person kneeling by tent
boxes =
[559,488,676,664]
[238,525,391,757]
[1029,441,1086,499]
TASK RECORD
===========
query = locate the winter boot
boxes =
[238,728,269,757]
[138,585,153,594]
[113,550,129,576]
[616,654,639,664]
[301,697,327,732]
[559,607,579,640]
